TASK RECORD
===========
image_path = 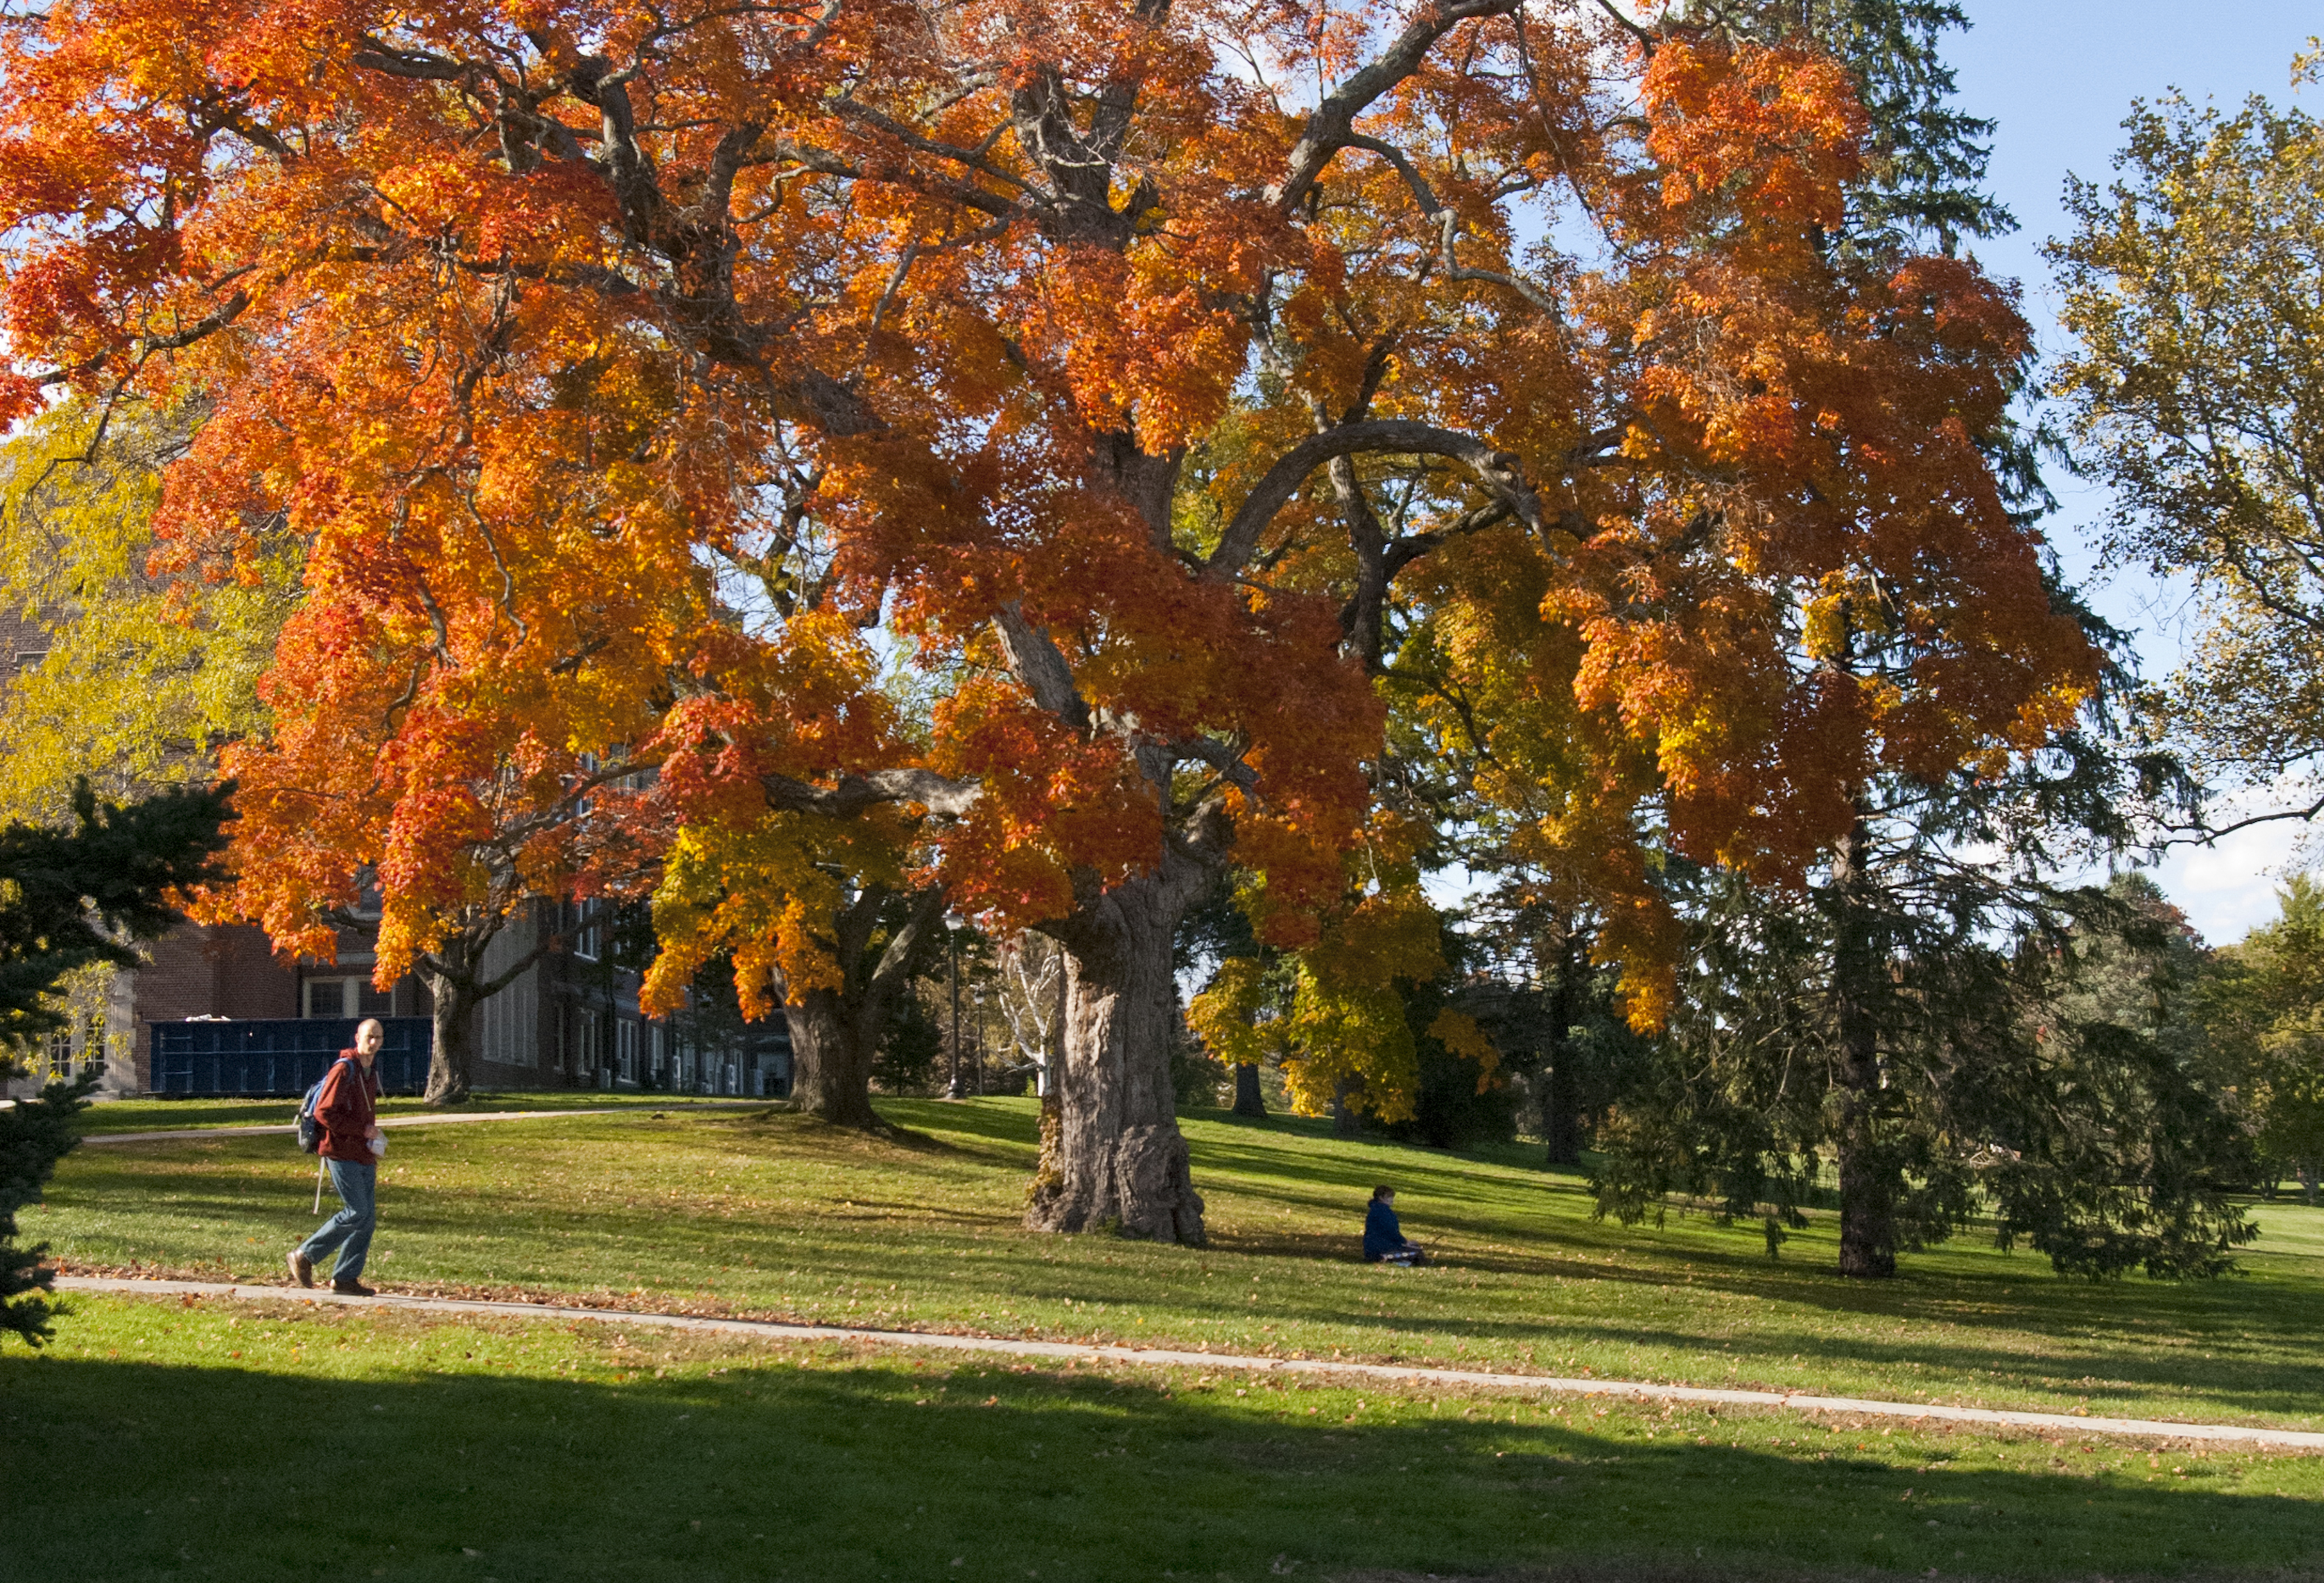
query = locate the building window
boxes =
[575,1008,601,1074]
[303,978,359,1019]
[616,1019,638,1080]
[572,903,602,963]
[47,1024,73,1080]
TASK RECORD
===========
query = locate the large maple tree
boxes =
[1,0,2091,1241]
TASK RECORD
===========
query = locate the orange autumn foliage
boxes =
[0,1,2094,1058]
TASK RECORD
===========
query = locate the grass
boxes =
[30,1097,2324,1429]
[75,1091,748,1135]
[12,1097,2322,1579]
[8,1294,2321,1583]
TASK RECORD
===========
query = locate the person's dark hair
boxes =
[1371,1185,1393,1203]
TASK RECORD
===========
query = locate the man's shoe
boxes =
[330,1279,375,1297]
[286,1249,314,1288]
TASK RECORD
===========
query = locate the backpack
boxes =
[296,1061,343,1154]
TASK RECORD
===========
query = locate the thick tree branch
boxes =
[1268,0,1523,214]
[1208,419,1551,576]
[993,601,1093,733]
[759,768,981,819]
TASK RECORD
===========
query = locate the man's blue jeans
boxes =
[297,1158,376,1282]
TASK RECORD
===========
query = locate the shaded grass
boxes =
[5,1292,2318,1582]
[27,1098,2324,1432]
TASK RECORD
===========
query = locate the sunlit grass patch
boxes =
[30,1097,2324,1433]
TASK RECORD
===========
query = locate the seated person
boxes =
[1363,1185,1426,1265]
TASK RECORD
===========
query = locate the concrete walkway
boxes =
[83,1103,764,1146]
[54,1275,2324,1449]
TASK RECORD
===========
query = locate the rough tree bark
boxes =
[423,968,478,1106]
[1231,1063,1267,1119]
[421,932,483,1107]
[1026,855,1210,1244]
[782,885,944,1130]
[420,913,553,1107]
[1829,808,1898,1279]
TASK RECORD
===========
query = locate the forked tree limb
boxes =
[1268,0,1526,214]
[1207,419,1552,577]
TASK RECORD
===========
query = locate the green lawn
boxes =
[26,1097,2324,1433]
[6,1291,2317,1583]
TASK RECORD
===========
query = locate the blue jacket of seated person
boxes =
[1364,1198,1407,1262]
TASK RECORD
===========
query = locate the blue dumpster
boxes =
[147,1018,432,1096]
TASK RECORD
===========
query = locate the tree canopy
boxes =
[2053,65,2324,806]
[1,0,2099,1236]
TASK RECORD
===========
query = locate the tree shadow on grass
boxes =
[3,1307,2319,1583]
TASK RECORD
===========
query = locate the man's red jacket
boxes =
[313,1053,381,1163]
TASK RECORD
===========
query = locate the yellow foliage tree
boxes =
[0,398,296,819]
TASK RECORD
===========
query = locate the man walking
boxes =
[288,1017,387,1296]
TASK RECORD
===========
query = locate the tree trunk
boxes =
[1543,925,1582,1166]
[781,885,943,1132]
[423,963,477,1108]
[1830,810,1897,1279]
[1332,1075,1362,1137]
[2301,1161,2319,1207]
[1231,1062,1267,1119]
[1543,1057,1581,1166]
[783,987,885,1130]
[1026,869,1205,1244]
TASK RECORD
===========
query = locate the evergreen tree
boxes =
[1693,0,2012,252]
[1593,791,2254,1279]
[2,779,231,1344]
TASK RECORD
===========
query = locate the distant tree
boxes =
[1381,952,1522,1152]
[2052,65,2324,808]
[872,986,946,1098]
[1459,880,1651,1165]
[2203,876,2324,1201]
[1178,880,1276,1119]
[1,780,231,1345]
[995,932,1069,1101]
[1188,832,1504,1134]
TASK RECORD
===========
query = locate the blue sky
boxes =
[1949,2,2318,941]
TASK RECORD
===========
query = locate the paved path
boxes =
[55,1276,2324,1449]
[83,1103,764,1146]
